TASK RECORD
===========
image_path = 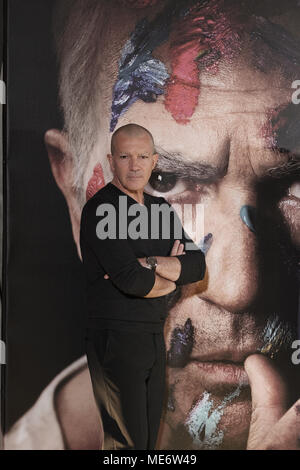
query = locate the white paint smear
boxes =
[185,386,242,449]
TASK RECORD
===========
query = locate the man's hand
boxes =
[136,240,185,269]
[245,353,300,450]
[104,240,185,279]
[170,239,185,256]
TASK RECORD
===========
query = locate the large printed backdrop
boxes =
[4,0,300,450]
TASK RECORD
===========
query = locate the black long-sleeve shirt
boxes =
[80,182,206,332]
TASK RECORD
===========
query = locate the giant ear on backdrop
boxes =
[44,128,82,259]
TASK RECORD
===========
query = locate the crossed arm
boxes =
[80,199,206,299]
[104,239,188,298]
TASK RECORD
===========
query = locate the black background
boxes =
[5,0,86,430]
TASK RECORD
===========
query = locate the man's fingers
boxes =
[170,240,180,256]
[244,353,288,450]
[177,243,185,255]
[258,398,300,450]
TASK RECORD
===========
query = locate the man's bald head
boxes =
[111,124,155,156]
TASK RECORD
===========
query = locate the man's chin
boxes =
[161,364,252,449]
[161,397,252,450]
[125,176,146,188]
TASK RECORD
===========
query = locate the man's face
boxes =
[86,54,299,449]
[48,45,299,448]
[108,131,158,193]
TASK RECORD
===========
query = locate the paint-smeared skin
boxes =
[111,0,242,130]
[260,314,293,359]
[262,105,291,150]
[110,15,170,131]
[112,2,300,130]
[86,163,106,200]
[262,103,300,154]
[166,235,212,367]
[164,0,242,123]
[167,382,176,412]
[198,233,213,254]
[185,386,243,449]
[240,205,256,234]
[167,318,194,368]
[164,382,245,449]
[164,37,200,124]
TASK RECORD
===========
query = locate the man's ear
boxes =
[107,153,114,174]
[44,129,73,192]
[152,153,159,170]
[44,129,82,260]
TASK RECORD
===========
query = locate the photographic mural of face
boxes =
[46,0,300,449]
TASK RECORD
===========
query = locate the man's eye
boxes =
[145,171,186,196]
[288,181,300,199]
[145,170,213,204]
[119,155,128,159]
[140,155,149,159]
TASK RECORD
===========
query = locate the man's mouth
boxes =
[187,349,259,386]
[190,348,257,363]
[188,359,248,386]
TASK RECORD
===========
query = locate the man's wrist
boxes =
[146,256,158,271]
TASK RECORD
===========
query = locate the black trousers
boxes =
[85,327,167,450]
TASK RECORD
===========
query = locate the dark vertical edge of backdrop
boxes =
[1,0,7,447]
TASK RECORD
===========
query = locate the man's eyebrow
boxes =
[154,147,228,182]
[264,157,300,179]
[155,148,300,182]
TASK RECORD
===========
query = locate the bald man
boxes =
[79,123,206,450]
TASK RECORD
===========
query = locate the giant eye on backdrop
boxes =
[148,171,177,192]
[145,170,213,204]
[145,171,186,197]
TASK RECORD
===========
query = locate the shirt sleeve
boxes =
[80,199,156,297]
[161,198,206,286]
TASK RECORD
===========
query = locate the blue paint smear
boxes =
[110,17,170,131]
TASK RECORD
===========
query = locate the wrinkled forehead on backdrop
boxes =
[52,0,300,205]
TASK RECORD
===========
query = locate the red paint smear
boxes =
[86,163,106,201]
[119,0,159,7]
[261,105,289,148]
[164,0,243,124]
[165,42,200,123]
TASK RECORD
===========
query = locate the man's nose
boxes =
[129,156,141,171]
[198,186,262,313]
